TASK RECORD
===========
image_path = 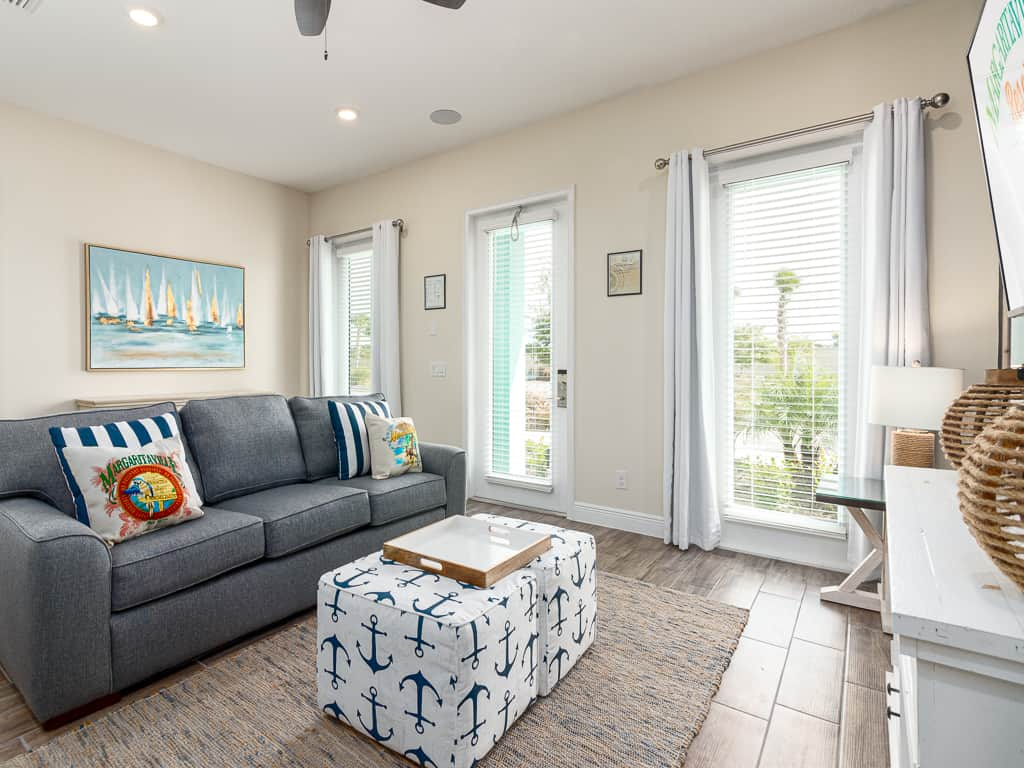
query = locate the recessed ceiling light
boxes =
[430,109,462,125]
[129,8,160,27]
[337,107,359,122]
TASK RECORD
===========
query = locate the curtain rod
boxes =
[653,93,950,170]
[327,218,405,242]
[306,219,404,247]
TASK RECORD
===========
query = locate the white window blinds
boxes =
[720,161,849,525]
[488,219,554,483]
[334,237,373,396]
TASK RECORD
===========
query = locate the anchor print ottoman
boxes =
[317,551,539,768]
[472,514,597,697]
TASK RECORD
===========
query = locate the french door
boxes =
[466,193,573,514]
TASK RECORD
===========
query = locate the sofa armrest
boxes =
[0,497,113,721]
[420,443,467,517]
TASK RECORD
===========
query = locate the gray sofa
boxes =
[0,394,466,723]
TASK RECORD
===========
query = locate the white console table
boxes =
[885,466,1024,768]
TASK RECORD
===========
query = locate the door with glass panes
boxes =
[468,198,571,513]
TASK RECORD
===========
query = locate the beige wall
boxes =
[0,103,310,417]
[310,0,996,517]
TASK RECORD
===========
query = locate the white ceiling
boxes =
[0,0,912,192]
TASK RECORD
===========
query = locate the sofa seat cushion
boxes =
[111,508,264,611]
[217,483,370,558]
[326,473,446,526]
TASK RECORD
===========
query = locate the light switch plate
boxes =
[431,362,447,378]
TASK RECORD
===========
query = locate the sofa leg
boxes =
[42,692,123,731]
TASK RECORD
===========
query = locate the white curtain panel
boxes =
[849,98,929,565]
[371,220,402,415]
[663,150,721,551]
[308,235,334,397]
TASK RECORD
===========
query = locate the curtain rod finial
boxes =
[923,92,950,109]
[655,157,669,171]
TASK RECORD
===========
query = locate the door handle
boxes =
[556,369,567,408]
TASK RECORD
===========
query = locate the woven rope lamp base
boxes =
[891,429,935,468]
[958,405,1024,592]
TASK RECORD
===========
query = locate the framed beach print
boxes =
[85,244,245,370]
[424,273,446,310]
[607,250,642,296]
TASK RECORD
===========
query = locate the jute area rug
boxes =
[8,573,746,768]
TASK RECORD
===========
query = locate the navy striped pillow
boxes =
[327,400,392,480]
[49,413,200,525]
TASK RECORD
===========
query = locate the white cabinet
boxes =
[885,467,1024,768]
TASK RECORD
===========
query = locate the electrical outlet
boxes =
[615,470,628,490]
[431,362,447,378]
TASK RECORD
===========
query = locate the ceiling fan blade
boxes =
[421,0,466,8]
[295,0,332,36]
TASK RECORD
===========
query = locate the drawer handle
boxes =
[886,706,901,720]
[886,683,900,696]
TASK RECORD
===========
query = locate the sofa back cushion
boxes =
[289,394,387,480]
[0,402,193,515]
[180,395,306,503]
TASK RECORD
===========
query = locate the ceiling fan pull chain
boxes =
[323,20,328,61]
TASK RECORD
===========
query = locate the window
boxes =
[329,234,373,396]
[488,220,554,482]
[713,143,859,532]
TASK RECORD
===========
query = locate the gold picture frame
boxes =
[85,243,246,371]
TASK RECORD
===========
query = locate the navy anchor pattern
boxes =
[318,550,538,768]
[472,513,597,696]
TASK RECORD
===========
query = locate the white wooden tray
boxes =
[382,516,551,588]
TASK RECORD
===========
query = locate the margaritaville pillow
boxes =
[327,399,391,479]
[364,413,422,479]
[49,412,202,525]
[54,436,204,543]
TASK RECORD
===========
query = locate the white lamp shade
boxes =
[868,365,965,430]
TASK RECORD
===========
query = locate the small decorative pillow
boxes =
[55,436,203,543]
[50,412,202,525]
[328,399,391,479]
[364,413,422,479]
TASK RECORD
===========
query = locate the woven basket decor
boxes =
[958,405,1024,592]
[941,369,1024,469]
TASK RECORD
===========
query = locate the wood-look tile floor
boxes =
[0,500,890,767]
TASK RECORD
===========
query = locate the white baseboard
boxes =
[720,517,851,573]
[570,502,663,538]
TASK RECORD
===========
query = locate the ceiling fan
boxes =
[295,0,466,38]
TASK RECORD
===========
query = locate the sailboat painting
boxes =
[86,245,245,370]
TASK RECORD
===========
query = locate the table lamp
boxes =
[868,364,965,468]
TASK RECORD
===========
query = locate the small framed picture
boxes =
[424,273,446,310]
[607,250,642,297]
